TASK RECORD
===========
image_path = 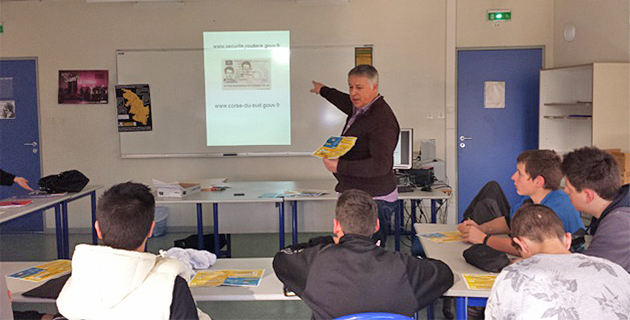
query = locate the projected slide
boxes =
[203,31,291,146]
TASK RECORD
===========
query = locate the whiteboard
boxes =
[116,46,357,158]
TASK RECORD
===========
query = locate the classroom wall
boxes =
[1,0,450,231]
[456,0,554,65]
[2,0,625,231]
[553,0,630,67]
[446,0,555,224]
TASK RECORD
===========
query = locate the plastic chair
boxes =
[335,312,414,320]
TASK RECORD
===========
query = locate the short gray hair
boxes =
[335,189,378,236]
[348,65,379,88]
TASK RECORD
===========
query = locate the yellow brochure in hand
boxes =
[312,136,357,159]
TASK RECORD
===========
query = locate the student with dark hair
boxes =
[458,150,584,255]
[486,204,630,319]
[273,189,453,319]
[561,146,630,272]
[56,182,209,320]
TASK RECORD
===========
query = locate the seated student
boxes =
[273,189,454,319]
[485,204,630,320]
[56,182,209,320]
[458,149,584,255]
[561,146,630,272]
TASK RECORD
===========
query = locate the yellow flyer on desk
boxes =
[312,136,357,159]
[190,269,264,287]
[7,260,72,282]
[419,231,463,243]
[461,274,497,290]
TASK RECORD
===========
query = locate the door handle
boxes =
[459,136,472,141]
[24,141,38,147]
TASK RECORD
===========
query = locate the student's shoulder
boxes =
[571,254,630,279]
[543,189,576,209]
[599,207,630,228]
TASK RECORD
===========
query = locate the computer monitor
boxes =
[393,128,413,170]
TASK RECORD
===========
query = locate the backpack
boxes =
[38,170,89,193]
[463,244,510,273]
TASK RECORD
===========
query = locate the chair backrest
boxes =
[335,312,413,320]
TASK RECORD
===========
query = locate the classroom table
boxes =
[287,180,452,250]
[414,223,495,320]
[155,182,289,256]
[0,185,103,259]
[3,257,297,304]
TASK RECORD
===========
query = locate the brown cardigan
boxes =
[320,86,400,197]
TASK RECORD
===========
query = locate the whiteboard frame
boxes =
[116,44,372,159]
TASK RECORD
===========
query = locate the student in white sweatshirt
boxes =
[57,182,209,320]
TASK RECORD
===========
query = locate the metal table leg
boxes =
[278,202,285,249]
[291,201,298,245]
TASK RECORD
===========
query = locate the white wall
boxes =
[553,0,630,67]
[457,0,555,65]
[0,0,449,230]
[2,0,626,231]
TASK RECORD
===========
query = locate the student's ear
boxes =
[146,221,155,239]
[583,189,597,203]
[94,221,103,240]
[333,218,342,235]
[533,175,545,188]
[512,237,528,255]
[563,232,572,250]
[374,218,380,233]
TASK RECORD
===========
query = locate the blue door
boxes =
[0,58,43,232]
[457,49,542,221]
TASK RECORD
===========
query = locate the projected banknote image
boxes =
[222,59,271,90]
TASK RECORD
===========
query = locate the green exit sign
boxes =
[488,10,511,21]
[0,24,3,34]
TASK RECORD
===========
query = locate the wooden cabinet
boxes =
[539,63,629,153]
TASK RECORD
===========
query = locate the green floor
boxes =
[1,230,446,319]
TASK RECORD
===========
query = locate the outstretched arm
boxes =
[14,177,33,191]
[310,81,325,94]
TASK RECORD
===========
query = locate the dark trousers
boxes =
[372,200,398,248]
[412,181,511,256]
[461,181,511,224]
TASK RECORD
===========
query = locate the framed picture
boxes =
[58,70,108,104]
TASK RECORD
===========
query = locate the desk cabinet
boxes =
[539,63,629,153]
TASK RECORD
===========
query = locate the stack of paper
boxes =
[190,269,264,287]
[419,231,463,243]
[6,260,72,294]
[283,190,328,197]
[461,274,497,290]
[0,200,32,208]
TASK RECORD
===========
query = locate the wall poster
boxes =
[58,70,109,104]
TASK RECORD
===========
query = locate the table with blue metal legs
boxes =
[155,181,287,257]
[415,223,492,320]
[1,185,102,259]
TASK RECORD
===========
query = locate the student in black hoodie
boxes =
[562,147,630,272]
[273,189,453,319]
